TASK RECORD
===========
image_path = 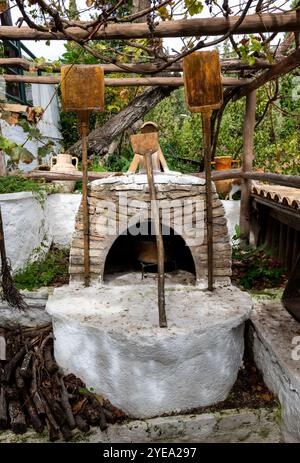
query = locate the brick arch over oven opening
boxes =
[103,220,197,282]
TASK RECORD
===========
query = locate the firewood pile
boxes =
[0,324,125,441]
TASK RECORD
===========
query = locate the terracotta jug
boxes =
[212,156,240,196]
[50,153,78,193]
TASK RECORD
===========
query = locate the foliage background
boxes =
[59,40,300,176]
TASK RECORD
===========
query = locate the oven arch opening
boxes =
[103,220,196,284]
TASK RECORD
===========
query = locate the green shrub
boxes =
[0,175,56,196]
[232,245,287,290]
[14,247,69,291]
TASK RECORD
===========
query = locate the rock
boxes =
[0,288,50,328]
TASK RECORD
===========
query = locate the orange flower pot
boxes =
[211,156,240,196]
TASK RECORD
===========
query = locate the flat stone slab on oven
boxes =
[91,172,206,186]
[47,284,252,418]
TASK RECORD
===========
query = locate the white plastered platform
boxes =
[47,284,252,418]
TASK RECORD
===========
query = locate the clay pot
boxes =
[50,153,78,193]
[212,156,240,196]
[135,240,171,264]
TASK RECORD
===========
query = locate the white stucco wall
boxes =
[45,194,82,247]
[0,192,81,272]
[221,200,240,241]
[0,192,48,271]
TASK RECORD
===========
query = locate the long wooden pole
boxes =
[1,74,251,87]
[144,152,167,328]
[0,57,273,73]
[240,90,257,244]
[21,169,300,188]
[242,171,300,189]
[20,168,242,182]
[0,12,298,40]
[78,111,90,287]
[202,112,214,291]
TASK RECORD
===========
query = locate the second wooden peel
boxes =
[183,51,223,291]
[61,65,105,286]
[131,133,167,328]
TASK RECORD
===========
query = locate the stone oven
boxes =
[69,173,232,288]
[47,172,251,419]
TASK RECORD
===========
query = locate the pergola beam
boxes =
[0,57,274,74]
[1,74,252,87]
[0,12,298,41]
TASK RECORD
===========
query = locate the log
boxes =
[0,103,28,113]
[59,377,76,430]
[1,74,251,87]
[0,57,273,73]
[42,391,62,439]
[0,386,8,429]
[15,367,25,390]
[3,346,26,383]
[5,386,19,401]
[30,358,46,416]
[40,334,59,374]
[32,391,46,416]
[102,407,117,424]
[23,168,242,182]
[243,171,300,189]
[99,407,108,432]
[0,12,298,40]
[20,351,32,378]
[44,343,59,374]
[8,399,27,434]
[60,422,73,441]
[197,168,242,181]
[22,390,44,433]
[75,415,90,433]
[46,417,60,442]
[83,402,101,425]
[24,168,300,188]
[50,400,73,441]
[22,324,52,339]
[23,171,114,181]
[0,334,6,361]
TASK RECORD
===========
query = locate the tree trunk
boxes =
[133,0,150,23]
[68,86,176,158]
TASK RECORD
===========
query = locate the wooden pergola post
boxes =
[240,89,257,243]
